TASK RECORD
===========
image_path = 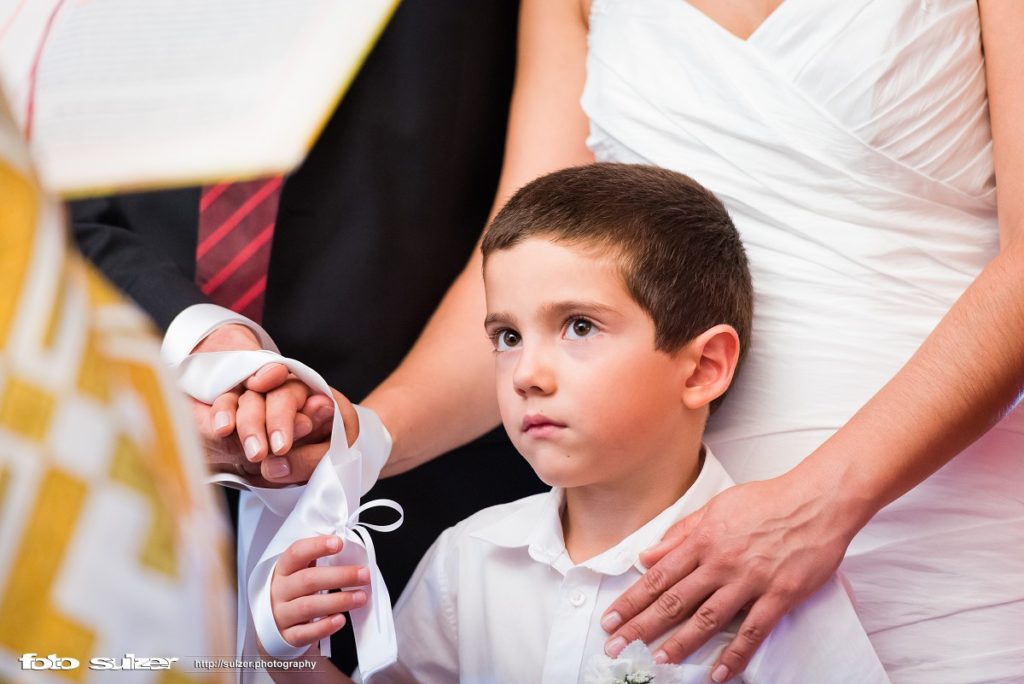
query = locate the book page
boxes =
[0,0,399,196]
[0,0,62,126]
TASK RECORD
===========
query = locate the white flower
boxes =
[582,641,692,684]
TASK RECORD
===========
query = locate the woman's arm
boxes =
[601,3,1024,681]
[365,0,594,475]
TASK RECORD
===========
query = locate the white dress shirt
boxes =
[358,451,889,683]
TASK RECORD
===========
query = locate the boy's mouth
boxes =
[521,414,567,437]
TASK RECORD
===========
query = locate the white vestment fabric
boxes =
[584,1,1023,682]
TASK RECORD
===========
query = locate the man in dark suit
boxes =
[71,0,542,672]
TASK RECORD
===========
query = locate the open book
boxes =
[0,0,399,197]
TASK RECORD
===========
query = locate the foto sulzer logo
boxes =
[19,653,180,671]
[20,653,80,670]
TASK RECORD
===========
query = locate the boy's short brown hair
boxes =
[482,163,752,409]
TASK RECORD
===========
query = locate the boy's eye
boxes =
[565,317,596,340]
[495,329,521,351]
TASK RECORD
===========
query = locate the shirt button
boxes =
[570,590,586,607]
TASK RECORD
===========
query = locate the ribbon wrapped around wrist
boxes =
[164,306,402,678]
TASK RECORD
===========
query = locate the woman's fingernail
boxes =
[325,536,341,553]
[266,458,290,479]
[605,636,627,657]
[214,411,231,431]
[255,364,275,377]
[653,650,669,665]
[331,614,346,628]
[351,590,367,605]
[295,420,312,439]
[243,436,261,460]
[270,430,286,453]
[601,611,623,632]
[712,665,730,683]
[357,567,370,583]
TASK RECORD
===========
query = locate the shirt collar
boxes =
[470,446,734,576]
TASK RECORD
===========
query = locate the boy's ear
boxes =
[679,324,741,410]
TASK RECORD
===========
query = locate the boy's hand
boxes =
[271,535,370,648]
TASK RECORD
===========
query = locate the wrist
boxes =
[163,303,279,365]
[362,389,405,472]
[787,446,881,545]
[193,323,261,353]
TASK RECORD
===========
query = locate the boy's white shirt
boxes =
[357,450,890,684]
[163,304,888,684]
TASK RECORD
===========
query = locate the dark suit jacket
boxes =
[71,0,542,671]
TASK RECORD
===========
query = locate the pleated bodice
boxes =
[584,1,1024,680]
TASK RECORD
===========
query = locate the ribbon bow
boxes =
[163,305,402,678]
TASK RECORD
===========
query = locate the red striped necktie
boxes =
[195,176,282,323]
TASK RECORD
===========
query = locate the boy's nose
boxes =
[512,346,556,397]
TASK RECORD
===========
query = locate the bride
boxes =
[356,0,1024,681]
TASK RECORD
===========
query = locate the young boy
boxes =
[268,164,889,683]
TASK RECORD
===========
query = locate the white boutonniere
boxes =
[582,641,691,684]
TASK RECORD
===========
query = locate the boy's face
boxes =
[483,238,690,489]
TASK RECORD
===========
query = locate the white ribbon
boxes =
[162,304,402,678]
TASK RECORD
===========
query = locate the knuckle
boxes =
[296,571,319,596]
[294,596,319,621]
[291,596,310,620]
[237,391,258,408]
[691,527,716,550]
[264,407,289,430]
[744,556,771,584]
[721,645,749,668]
[654,591,687,622]
[693,605,720,633]
[267,387,291,406]
[641,566,670,594]
[739,622,766,645]
[274,380,305,404]
[284,377,309,393]
[613,596,642,622]
[282,545,300,568]
[718,546,743,567]
[702,553,734,577]
[771,576,803,601]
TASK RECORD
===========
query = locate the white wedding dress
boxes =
[584,1,1024,681]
